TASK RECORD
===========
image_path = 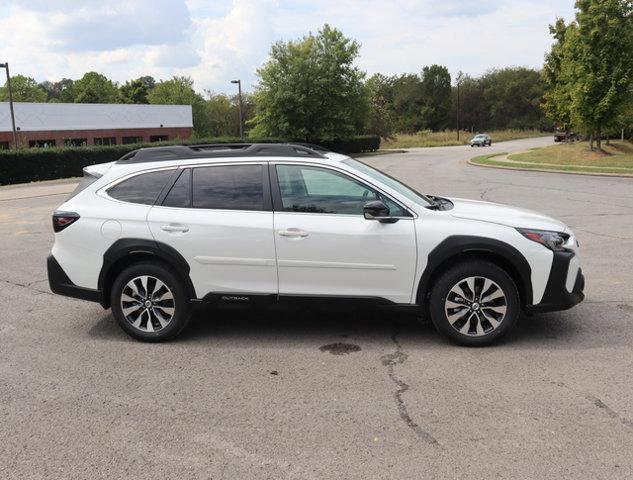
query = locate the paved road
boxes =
[1,137,632,479]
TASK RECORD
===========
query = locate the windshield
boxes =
[341,158,433,206]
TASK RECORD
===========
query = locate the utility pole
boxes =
[455,71,463,142]
[0,63,18,149]
[231,79,244,140]
[456,80,460,142]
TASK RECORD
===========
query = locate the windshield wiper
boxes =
[425,195,453,211]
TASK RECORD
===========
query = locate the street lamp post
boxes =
[231,79,244,140]
[0,62,18,149]
[456,80,460,142]
[455,71,463,143]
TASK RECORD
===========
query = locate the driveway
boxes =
[1,137,632,479]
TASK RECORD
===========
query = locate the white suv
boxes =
[47,143,584,346]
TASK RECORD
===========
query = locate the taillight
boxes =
[52,212,80,232]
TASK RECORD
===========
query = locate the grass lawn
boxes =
[509,141,633,168]
[471,141,633,175]
[382,129,548,149]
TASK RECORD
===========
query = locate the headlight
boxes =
[517,228,570,251]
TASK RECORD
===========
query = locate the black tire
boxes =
[110,261,192,342]
[429,260,520,346]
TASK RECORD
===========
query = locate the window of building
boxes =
[150,135,169,143]
[162,169,191,208]
[275,164,406,216]
[28,140,56,148]
[192,165,264,211]
[94,137,116,146]
[64,138,88,147]
[122,136,143,145]
[0,141,9,150]
[107,169,174,205]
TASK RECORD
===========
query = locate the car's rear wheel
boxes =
[429,260,520,346]
[111,261,192,342]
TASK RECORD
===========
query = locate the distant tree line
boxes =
[366,66,550,138]
[3,1,631,146]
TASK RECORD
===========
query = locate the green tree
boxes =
[391,73,424,133]
[566,0,633,149]
[543,19,575,134]
[419,65,452,131]
[366,73,396,138]
[480,67,549,130]
[120,76,156,104]
[251,24,369,141]
[453,74,488,132]
[149,76,209,136]
[39,78,75,103]
[202,91,256,137]
[0,75,47,102]
[73,72,120,103]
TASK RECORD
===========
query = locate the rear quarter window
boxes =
[107,169,174,205]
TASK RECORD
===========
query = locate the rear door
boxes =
[270,163,417,304]
[147,162,277,299]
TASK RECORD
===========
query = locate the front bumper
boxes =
[526,250,585,313]
[47,254,102,304]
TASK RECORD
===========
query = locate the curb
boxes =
[468,157,633,179]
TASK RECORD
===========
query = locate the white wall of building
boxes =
[0,102,193,132]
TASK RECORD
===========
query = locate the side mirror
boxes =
[363,200,397,223]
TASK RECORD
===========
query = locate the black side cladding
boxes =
[47,255,102,303]
[98,239,196,308]
[417,235,533,306]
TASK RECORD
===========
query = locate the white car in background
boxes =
[471,133,492,146]
[48,143,584,346]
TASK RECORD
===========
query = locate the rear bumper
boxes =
[526,251,585,314]
[47,254,103,305]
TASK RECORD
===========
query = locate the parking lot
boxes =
[1,136,632,479]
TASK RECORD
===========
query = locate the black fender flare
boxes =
[98,238,196,307]
[416,235,533,306]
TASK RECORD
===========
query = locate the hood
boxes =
[447,197,567,231]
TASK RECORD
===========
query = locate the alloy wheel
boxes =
[444,276,507,336]
[120,275,175,333]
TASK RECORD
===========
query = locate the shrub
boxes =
[317,135,381,154]
[0,135,380,185]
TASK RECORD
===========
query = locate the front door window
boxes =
[275,164,406,216]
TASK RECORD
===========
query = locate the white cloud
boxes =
[0,0,576,93]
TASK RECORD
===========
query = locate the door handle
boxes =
[160,224,189,233]
[278,228,308,238]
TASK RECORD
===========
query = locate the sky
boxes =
[0,0,576,94]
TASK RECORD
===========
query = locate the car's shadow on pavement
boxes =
[86,302,595,350]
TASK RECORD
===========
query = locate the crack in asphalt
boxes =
[572,228,632,241]
[381,323,439,445]
[0,278,52,296]
[553,381,633,430]
[0,191,71,202]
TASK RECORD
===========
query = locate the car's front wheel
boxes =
[429,260,520,346]
[111,261,192,342]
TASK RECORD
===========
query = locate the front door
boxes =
[270,163,417,304]
[147,163,277,298]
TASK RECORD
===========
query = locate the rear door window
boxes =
[192,164,264,211]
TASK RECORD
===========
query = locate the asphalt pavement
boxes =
[1,136,632,479]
